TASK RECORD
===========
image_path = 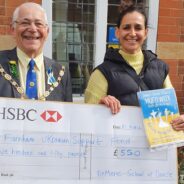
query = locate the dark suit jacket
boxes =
[0,48,72,102]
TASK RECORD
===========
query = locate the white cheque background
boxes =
[0,98,178,184]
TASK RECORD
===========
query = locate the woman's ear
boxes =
[144,28,148,41]
[145,28,148,36]
[115,27,120,40]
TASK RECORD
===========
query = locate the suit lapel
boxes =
[44,57,52,92]
[5,48,21,98]
[44,57,54,101]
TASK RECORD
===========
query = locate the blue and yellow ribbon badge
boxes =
[47,67,56,85]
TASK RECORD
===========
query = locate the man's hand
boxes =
[99,95,121,114]
[171,115,184,131]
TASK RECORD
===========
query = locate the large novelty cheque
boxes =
[0,98,177,184]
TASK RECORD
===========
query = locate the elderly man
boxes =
[0,2,72,102]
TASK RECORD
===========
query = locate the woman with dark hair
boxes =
[85,0,173,114]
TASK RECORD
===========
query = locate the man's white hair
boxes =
[12,2,48,27]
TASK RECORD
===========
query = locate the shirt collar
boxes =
[17,47,44,71]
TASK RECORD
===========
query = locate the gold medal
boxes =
[39,96,46,100]
[5,74,12,80]
[53,82,58,87]
[17,87,24,94]
[12,81,17,86]
[59,70,64,76]
[0,68,4,73]
[45,91,50,97]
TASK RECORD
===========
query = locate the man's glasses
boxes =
[14,20,48,29]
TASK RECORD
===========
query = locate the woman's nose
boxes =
[129,28,136,36]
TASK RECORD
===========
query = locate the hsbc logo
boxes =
[40,110,62,122]
[0,107,62,123]
[0,107,36,121]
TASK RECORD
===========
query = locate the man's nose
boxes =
[28,22,37,30]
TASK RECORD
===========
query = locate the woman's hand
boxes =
[99,95,121,114]
[171,115,184,131]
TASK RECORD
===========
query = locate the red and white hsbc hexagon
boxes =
[40,110,62,123]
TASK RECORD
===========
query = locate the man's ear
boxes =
[10,24,16,37]
[47,27,50,34]
[46,27,49,39]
